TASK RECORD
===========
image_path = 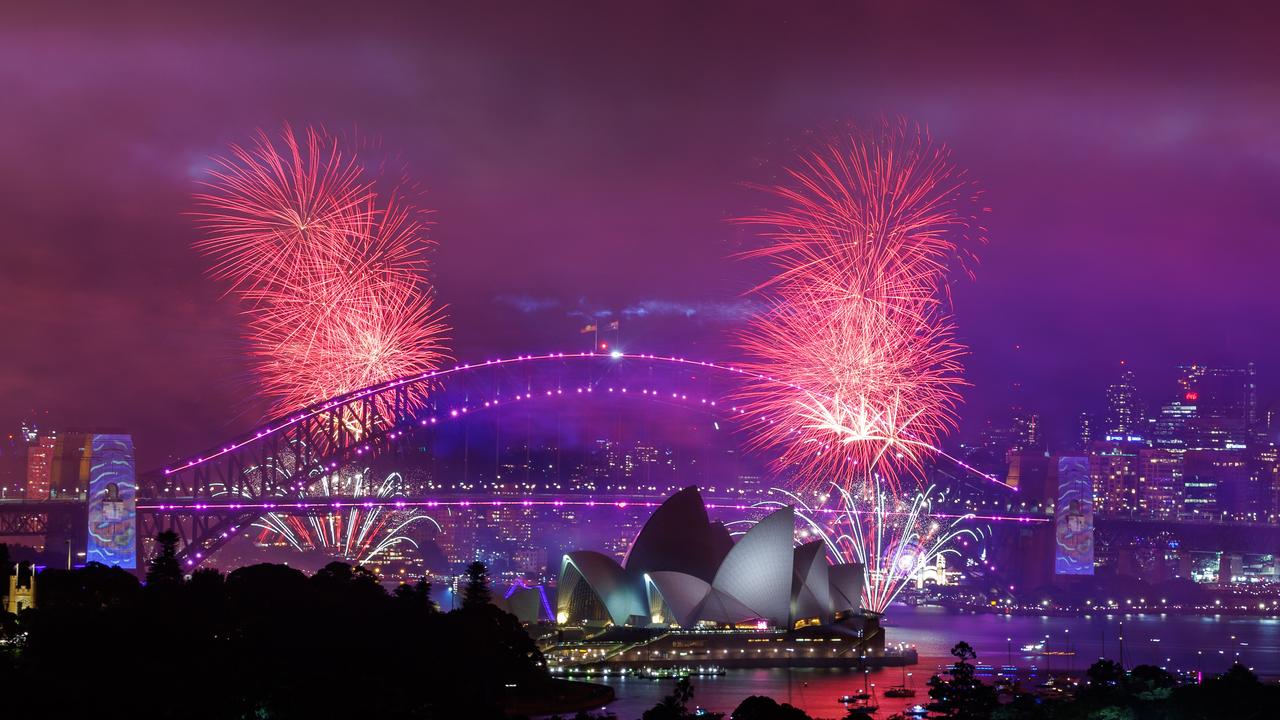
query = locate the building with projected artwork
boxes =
[550,487,905,669]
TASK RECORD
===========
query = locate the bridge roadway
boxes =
[134,494,1280,553]
[5,495,1278,560]
[134,492,1044,525]
[1093,514,1280,555]
[0,499,86,537]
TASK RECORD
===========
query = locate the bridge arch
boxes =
[139,352,781,565]
[138,350,1007,566]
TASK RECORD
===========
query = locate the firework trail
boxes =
[776,484,979,615]
[736,119,986,491]
[209,455,439,565]
[253,469,441,565]
[194,125,449,416]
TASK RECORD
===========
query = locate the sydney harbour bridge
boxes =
[2,350,1269,570]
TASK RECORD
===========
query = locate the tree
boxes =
[463,560,493,609]
[1127,664,1176,700]
[145,530,183,588]
[927,641,998,719]
[1087,658,1125,686]
[643,677,724,720]
[394,577,437,613]
[732,695,813,720]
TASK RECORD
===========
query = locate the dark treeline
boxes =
[921,641,1280,720]
[4,538,1277,720]
[607,643,1280,720]
[0,534,548,719]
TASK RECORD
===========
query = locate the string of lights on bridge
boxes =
[137,496,1047,525]
[159,350,1015,490]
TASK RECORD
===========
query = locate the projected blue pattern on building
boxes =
[1054,456,1094,575]
[87,434,137,568]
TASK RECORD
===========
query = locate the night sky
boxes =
[4,2,1279,468]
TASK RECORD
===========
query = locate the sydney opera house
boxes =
[556,487,865,630]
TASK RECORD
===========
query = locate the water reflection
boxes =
[595,604,1280,719]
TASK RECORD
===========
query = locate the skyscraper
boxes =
[1151,397,1197,451]
[1183,449,1249,518]
[1089,439,1140,515]
[1136,448,1183,519]
[1077,412,1096,452]
[1011,411,1043,452]
[1177,363,1257,429]
[24,433,56,501]
[1105,367,1143,440]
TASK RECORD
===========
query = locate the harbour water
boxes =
[591,604,1280,719]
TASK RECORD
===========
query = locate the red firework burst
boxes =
[737,119,986,492]
[194,125,449,416]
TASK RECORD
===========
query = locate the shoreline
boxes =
[913,601,1280,620]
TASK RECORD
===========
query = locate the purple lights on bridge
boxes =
[137,495,1047,526]
[158,349,1009,487]
[140,349,1019,567]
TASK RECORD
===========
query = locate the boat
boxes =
[905,705,929,717]
[1020,641,1045,653]
[841,682,880,712]
[884,686,916,698]
[884,664,916,697]
[841,667,883,710]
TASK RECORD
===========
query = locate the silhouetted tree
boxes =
[463,560,492,608]
[1174,662,1280,719]
[927,641,998,719]
[643,676,723,720]
[1127,663,1176,700]
[36,562,140,609]
[145,530,183,588]
[0,544,13,639]
[733,694,813,719]
[394,577,437,613]
[0,555,558,719]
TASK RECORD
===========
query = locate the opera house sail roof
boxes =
[557,486,864,629]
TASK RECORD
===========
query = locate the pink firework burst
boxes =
[737,119,986,492]
[194,125,449,416]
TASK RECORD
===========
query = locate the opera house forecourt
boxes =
[549,487,917,671]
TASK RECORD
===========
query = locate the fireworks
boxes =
[253,469,440,564]
[736,119,985,490]
[736,290,965,487]
[194,125,448,416]
[782,484,979,615]
[204,443,439,564]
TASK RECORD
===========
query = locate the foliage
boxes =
[643,676,725,720]
[145,529,183,588]
[732,695,814,720]
[926,641,999,719]
[0,536,547,719]
[464,560,493,609]
[961,648,1280,720]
